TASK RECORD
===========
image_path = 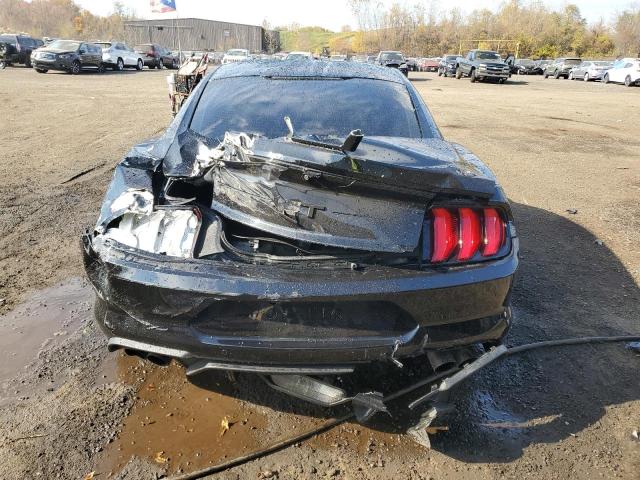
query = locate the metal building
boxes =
[123,18,279,53]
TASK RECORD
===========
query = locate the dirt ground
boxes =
[0,66,639,480]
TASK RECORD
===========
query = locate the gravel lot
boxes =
[0,67,639,479]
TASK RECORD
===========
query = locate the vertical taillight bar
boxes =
[431,208,458,263]
[482,208,505,256]
[458,208,482,261]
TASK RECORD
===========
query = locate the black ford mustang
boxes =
[83,61,518,402]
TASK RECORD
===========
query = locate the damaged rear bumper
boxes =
[82,233,518,373]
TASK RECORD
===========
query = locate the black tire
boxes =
[116,58,124,71]
[70,61,81,75]
[455,66,462,79]
[584,73,589,82]
[136,58,143,71]
[97,63,105,73]
[470,68,477,83]
[171,58,178,69]
[603,73,609,84]
[499,78,506,84]
[437,69,442,77]
[25,57,32,68]
[554,70,560,79]
[156,59,164,69]
[543,71,548,79]
[0,61,5,70]
[625,75,634,87]
[35,67,47,73]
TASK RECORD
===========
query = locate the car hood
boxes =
[38,48,75,54]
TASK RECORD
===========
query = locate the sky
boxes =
[75,0,637,30]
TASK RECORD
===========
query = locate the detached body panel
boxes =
[83,60,519,375]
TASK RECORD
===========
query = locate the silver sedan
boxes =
[569,61,613,81]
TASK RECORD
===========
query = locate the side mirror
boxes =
[79,49,86,54]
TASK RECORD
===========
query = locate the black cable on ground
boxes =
[169,334,640,480]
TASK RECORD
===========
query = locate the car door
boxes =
[620,62,633,83]
[123,44,136,66]
[574,62,587,78]
[92,44,103,67]
[609,61,623,82]
[78,43,91,68]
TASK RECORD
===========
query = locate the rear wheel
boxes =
[156,59,164,69]
[70,60,81,75]
[554,70,560,79]
[136,59,143,71]
[0,61,5,70]
[455,66,462,79]
[625,75,634,87]
[116,58,124,71]
[603,73,609,84]
[171,58,178,69]
[568,72,574,80]
[584,73,589,82]
[470,68,477,83]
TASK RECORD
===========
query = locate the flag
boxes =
[150,0,176,13]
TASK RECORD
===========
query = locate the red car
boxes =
[418,58,439,72]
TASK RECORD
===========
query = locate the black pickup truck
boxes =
[455,50,510,83]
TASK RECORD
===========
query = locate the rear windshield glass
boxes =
[565,59,581,65]
[134,44,151,51]
[191,76,423,141]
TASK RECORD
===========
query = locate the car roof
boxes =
[211,60,408,84]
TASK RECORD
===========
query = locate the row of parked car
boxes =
[433,50,640,87]
[0,33,182,73]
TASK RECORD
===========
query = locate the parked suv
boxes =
[31,39,104,74]
[376,51,409,77]
[94,41,144,71]
[438,54,459,77]
[134,44,178,69]
[0,33,43,68]
[543,58,581,79]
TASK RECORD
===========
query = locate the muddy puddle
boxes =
[96,355,272,476]
[0,277,92,388]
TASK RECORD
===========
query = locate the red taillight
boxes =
[431,208,458,263]
[458,208,482,261]
[430,207,506,263]
[482,208,505,256]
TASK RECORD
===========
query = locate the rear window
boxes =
[190,76,423,141]
[565,59,581,65]
[135,44,151,51]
